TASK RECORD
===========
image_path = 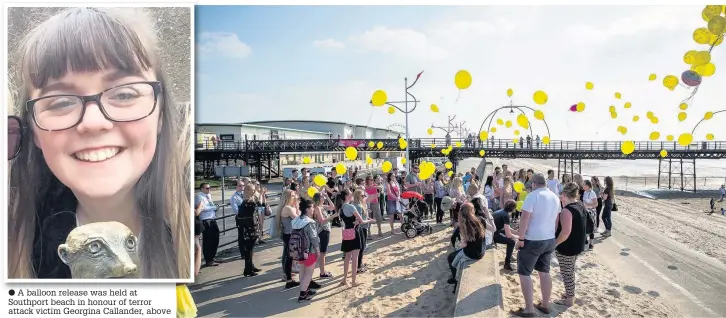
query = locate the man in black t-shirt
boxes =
[492,200,519,271]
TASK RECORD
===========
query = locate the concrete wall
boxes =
[7,7,191,113]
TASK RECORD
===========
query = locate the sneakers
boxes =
[602,230,612,237]
[284,281,301,289]
[309,281,322,289]
[298,290,314,303]
[319,272,333,279]
[503,264,514,272]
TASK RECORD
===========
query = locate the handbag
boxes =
[612,203,618,211]
[342,225,357,241]
[264,204,272,217]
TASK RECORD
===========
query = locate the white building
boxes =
[243,120,400,140]
[196,123,330,144]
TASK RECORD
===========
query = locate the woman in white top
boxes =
[582,180,599,251]
[483,176,496,210]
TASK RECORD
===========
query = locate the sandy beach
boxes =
[494,245,680,318]
[323,226,456,318]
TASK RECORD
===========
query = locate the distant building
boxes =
[242,120,400,140]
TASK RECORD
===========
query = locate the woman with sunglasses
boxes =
[8,8,190,279]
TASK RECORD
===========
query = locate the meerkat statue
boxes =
[57,221,141,279]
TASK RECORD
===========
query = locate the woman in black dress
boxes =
[339,189,373,287]
[238,184,262,277]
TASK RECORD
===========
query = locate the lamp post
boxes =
[370,71,424,172]
[431,115,460,147]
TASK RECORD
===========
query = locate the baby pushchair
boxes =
[399,191,434,238]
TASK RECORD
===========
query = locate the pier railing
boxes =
[196,138,726,152]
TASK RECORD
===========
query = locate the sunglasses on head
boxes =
[8,116,25,161]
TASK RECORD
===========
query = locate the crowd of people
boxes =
[193,160,618,312]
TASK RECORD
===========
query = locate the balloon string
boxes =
[455,89,461,103]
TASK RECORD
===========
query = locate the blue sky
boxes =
[195,5,725,141]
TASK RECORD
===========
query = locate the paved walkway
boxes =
[190,218,417,317]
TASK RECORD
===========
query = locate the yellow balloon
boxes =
[694,28,712,45]
[303,156,311,164]
[633,115,640,122]
[585,82,594,90]
[707,15,726,35]
[624,102,632,109]
[371,90,387,107]
[388,106,395,114]
[513,138,519,143]
[660,149,668,158]
[445,162,453,169]
[418,171,431,180]
[700,63,716,77]
[666,135,674,141]
[430,104,440,113]
[491,127,497,133]
[609,105,616,113]
[576,102,585,112]
[307,187,319,198]
[684,50,698,65]
[519,191,529,202]
[650,131,660,140]
[382,161,392,173]
[448,171,453,177]
[619,126,628,135]
[678,112,687,122]
[399,140,408,150]
[345,147,358,160]
[650,117,659,124]
[479,131,489,141]
[366,141,373,148]
[614,92,622,99]
[427,128,433,135]
[679,103,688,110]
[709,32,724,46]
[431,144,436,149]
[693,51,711,66]
[647,111,654,118]
[497,118,504,125]
[678,133,693,146]
[401,157,407,165]
[507,88,514,97]
[663,75,678,91]
[513,181,525,193]
[505,120,512,128]
[516,201,524,211]
[706,133,715,140]
[377,141,383,149]
[533,91,548,105]
[479,150,485,156]
[534,110,545,120]
[542,136,551,145]
[621,141,635,155]
[336,163,347,175]
[705,111,714,120]
[313,174,327,187]
[366,156,373,165]
[516,114,530,129]
[648,74,657,81]
[610,112,618,119]
[704,5,723,20]
[455,70,472,90]
[514,130,520,136]
[456,141,462,147]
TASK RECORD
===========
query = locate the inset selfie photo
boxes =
[6,6,193,281]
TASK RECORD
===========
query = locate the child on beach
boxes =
[710,197,716,214]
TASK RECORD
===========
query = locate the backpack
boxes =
[288,224,310,261]
[238,200,260,240]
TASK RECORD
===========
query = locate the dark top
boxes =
[462,232,484,260]
[578,189,585,202]
[238,199,262,239]
[492,209,511,236]
[31,181,173,279]
[555,201,588,256]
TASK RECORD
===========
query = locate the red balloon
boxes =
[569,104,577,112]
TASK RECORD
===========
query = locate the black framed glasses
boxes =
[8,115,25,160]
[26,81,162,131]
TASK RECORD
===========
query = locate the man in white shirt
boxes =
[195,183,220,267]
[546,170,560,194]
[514,173,561,316]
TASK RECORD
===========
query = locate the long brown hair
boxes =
[8,8,190,279]
[458,203,485,242]
[604,176,615,199]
